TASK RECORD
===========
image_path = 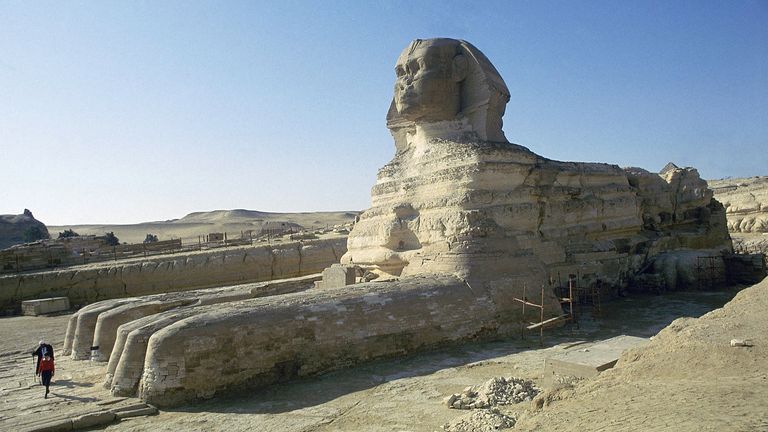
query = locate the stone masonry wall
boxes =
[0,238,346,311]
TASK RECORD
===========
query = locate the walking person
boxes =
[37,354,55,398]
[32,340,54,383]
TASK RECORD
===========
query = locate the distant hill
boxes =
[47,209,360,244]
[0,209,50,250]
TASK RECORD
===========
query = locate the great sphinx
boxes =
[64,38,731,407]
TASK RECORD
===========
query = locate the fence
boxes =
[0,239,182,274]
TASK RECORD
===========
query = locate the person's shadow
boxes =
[49,392,99,402]
[51,378,94,389]
[45,379,98,402]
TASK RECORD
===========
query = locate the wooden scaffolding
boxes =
[514,281,574,346]
[557,271,601,316]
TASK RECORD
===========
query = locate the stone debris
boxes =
[443,377,540,410]
[442,408,516,432]
[730,338,753,347]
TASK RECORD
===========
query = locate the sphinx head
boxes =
[387,38,511,147]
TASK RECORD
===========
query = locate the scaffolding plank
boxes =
[526,314,570,330]
[513,298,543,308]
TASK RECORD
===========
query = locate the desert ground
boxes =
[2,281,764,432]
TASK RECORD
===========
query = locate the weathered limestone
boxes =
[64,38,734,407]
[92,299,195,362]
[68,299,140,360]
[315,263,357,289]
[109,308,202,395]
[21,297,70,316]
[138,274,530,406]
[63,274,320,362]
[0,237,346,311]
[343,137,729,293]
[710,176,768,233]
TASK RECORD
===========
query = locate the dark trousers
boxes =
[41,371,52,388]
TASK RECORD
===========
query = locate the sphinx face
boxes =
[394,41,461,122]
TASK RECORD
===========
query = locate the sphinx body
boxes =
[65,38,731,407]
[343,38,729,290]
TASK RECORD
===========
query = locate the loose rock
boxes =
[444,377,540,410]
[442,408,516,432]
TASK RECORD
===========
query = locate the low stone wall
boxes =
[0,238,346,311]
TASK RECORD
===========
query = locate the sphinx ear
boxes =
[452,54,468,82]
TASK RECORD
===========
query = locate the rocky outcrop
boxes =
[0,237,346,311]
[710,176,768,233]
[0,209,49,250]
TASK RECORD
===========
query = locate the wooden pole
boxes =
[521,283,526,340]
[539,284,544,346]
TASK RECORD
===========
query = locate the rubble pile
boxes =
[442,408,516,432]
[444,377,540,410]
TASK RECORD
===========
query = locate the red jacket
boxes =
[37,357,54,374]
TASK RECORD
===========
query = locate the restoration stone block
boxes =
[21,297,70,316]
[543,335,649,385]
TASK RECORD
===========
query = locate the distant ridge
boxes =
[48,209,360,244]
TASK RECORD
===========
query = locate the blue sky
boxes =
[1,1,766,225]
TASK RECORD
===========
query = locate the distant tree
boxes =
[143,234,159,244]
[23,226,49,243]
[103,232,120,246]
[58,229,80,239]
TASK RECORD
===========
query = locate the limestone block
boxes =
[543,335,649,386]
[21,297,70,316]
[318,264,356,288]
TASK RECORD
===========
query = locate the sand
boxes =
[2,284,761,432]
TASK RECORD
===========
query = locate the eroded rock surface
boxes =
[710,176,768,233]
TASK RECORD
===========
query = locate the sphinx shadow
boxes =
[168,336,536,416]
